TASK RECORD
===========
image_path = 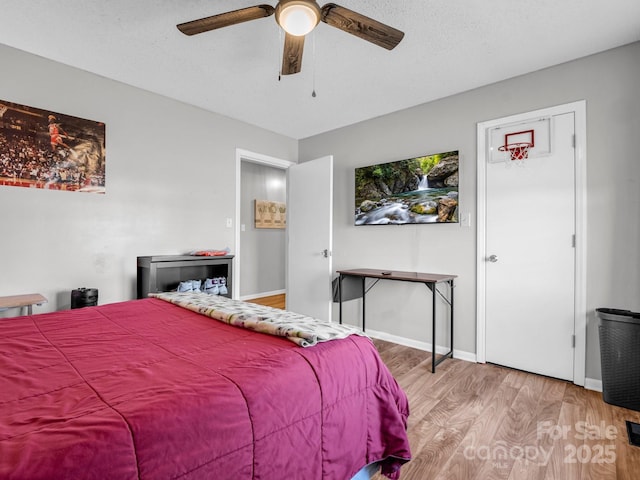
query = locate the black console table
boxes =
[137,255,233,299]
[336,268,456,373]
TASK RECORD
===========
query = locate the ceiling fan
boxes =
[177,1,404,75]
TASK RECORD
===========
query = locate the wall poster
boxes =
[255,199,286,229]
[0,99,106,193]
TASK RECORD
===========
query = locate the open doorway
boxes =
[234,149,294,303]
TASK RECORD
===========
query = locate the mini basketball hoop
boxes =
[498,142,532,161]
[498,129,535,162]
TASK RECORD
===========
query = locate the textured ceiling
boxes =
[1,1,639,139]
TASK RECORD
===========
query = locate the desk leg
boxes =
[432,282,436,373]
[429,280,455,373]
[362,277,366,332]
[450,280,454,360]
[27,305,33,315]
[339,274,343,325]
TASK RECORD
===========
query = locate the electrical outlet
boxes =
[226,218,232,228]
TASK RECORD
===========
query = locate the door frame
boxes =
[475,101,587,386]
[234,148,295,300]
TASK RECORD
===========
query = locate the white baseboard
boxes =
[365,329,603,390]
[239,289,285,301]
[450,349,477,364]
[365,328,476,364]
[584,378,603,392]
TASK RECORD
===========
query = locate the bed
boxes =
[0,293,411,479]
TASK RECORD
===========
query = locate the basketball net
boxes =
[498,142,531,167]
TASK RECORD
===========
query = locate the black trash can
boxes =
[71,288,98,309]
[596,308,640,411]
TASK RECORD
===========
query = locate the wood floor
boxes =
[244,294,640,478]
[370,339,640,480]
[244,293,286,309]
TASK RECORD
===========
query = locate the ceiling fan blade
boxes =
[281,33,305,75]
[177,4,275,36]
[321,3,404,50]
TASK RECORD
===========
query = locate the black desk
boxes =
[337,268,456,373]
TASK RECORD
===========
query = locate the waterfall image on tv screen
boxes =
[355,150,459,225]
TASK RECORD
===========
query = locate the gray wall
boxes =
[0,43,297,314]
[240,161,286,297]
[2,39,638,382]
[300,42,640,381]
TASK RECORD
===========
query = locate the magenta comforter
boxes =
[0,298,410,479]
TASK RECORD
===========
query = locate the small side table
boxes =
[0,293,48,315]
[336,269,456,373]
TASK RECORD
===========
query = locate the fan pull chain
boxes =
[311,31,317,97]
[277,25,283,81]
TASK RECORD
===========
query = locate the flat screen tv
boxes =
[355,150,459,225]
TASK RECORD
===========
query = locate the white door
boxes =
[286,156,333,321]
[485,113,576,380]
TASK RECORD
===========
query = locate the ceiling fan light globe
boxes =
[277,3,319,36]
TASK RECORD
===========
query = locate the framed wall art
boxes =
[255,199,286,229]
[355,150,459,225]
[0,99,106,193]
